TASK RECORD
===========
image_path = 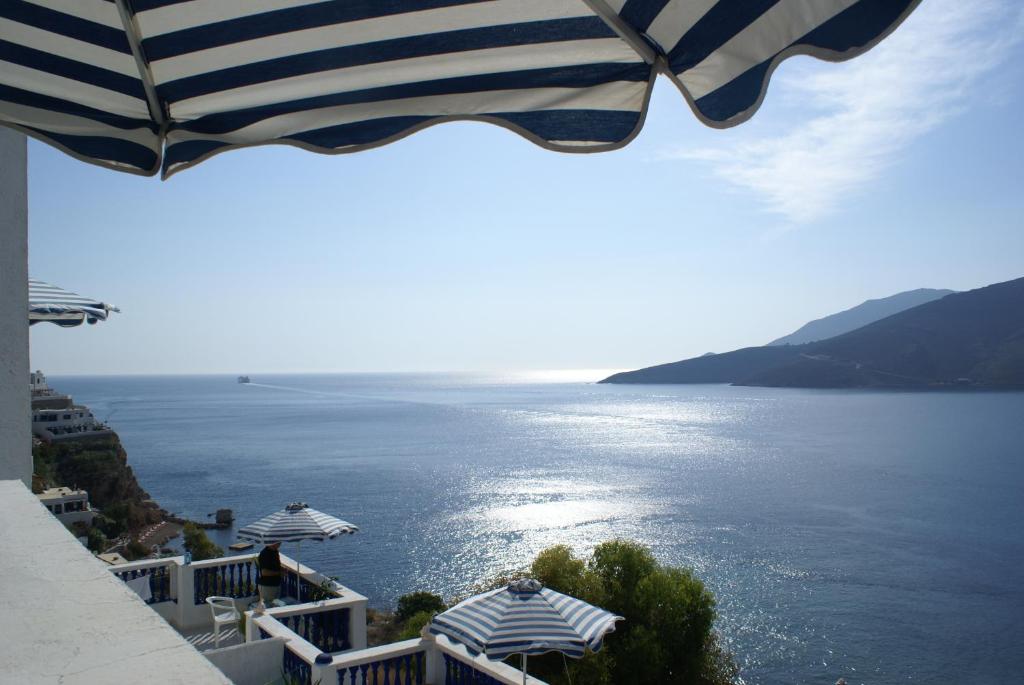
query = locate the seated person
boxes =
[257,541,282,603]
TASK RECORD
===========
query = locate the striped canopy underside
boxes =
[0,0,919,178]
[430,585,622,660]
[28,277,117,327]
[237,506,358,544]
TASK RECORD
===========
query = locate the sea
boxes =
[51,373,1024,685]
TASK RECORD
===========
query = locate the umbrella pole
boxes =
[522,653,528,685]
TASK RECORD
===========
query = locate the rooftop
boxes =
[37,486,87,500]
[0,479,230,684]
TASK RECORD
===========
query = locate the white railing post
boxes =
[421,626,443,684]
[310,652,334,685]
[169,558,184,626]
[178,558,198,627]
[349,599,367,650]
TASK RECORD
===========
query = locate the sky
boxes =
[27,0,1024,376]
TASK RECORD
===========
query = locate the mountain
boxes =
[601,277,1024,388]
[768,288,955,346]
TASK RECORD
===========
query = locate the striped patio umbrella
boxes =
[430,578,622,685]
[237,502,357,583]
[28,278,119,328]
[0,1,920,179]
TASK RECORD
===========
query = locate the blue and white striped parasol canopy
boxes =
[237,502,358,544]
[430,578,621,683]
[0,1,920,178]
[28,278,119,327]
[238,502,358,580]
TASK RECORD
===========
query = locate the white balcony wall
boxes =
[204,636,288,685]
[0,129,29,485]
[0,479,230,684]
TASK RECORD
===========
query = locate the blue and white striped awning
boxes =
[429,578,622,660]
[237,502,358,544]
[0,1,919,179]
[29,277,119,327]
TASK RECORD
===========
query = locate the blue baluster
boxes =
[327,609,336,651]
[400,653,411,685]
[337,608,345,651]
[311,612,322,651]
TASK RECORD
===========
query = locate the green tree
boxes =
[396,541,737,684]
[499,540,737,685]
[396,591,446,623]
[182,522,223,561]
[589,539,658,619]
[634,567,716,682]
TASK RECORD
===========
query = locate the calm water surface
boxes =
[53,373,1024,684]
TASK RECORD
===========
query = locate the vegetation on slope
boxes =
[182,522,224,561]
[33,435,164,558]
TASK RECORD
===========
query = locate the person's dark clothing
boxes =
[258,546,282,587]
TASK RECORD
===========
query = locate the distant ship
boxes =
[237,376,251,384]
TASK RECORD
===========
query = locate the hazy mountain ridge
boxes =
[601,277,1024,388]
[768,288,956,346]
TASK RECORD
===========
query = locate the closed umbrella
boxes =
[237,502,357,598]
[29,278,119,327]
[430,578,622,685]
[0,2,920,179]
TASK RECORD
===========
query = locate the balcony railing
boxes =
[442,654,505,685]
[110,552,367,638]
[109,558,176,605]
[283,631,541,685]
[264,598,353,654]
[108,553,538,684]
[192,555,259,605]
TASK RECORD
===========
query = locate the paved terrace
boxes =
[0,479,230,684]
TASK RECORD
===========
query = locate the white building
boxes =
[37,486,96,527]
[30,371,112,443]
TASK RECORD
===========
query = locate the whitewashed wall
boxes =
[204,636,287,685]
[0,128,28,485]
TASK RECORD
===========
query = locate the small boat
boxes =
[237,375,251,384]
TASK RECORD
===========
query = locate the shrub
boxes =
[124,539,150,561]
[396,591,446,622]
[85,527,107,553]
[397,610,436,640]
[182,522,223,561]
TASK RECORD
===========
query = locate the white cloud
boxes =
[667,0,1024,223]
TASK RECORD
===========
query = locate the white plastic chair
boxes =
[206,596,240,648]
